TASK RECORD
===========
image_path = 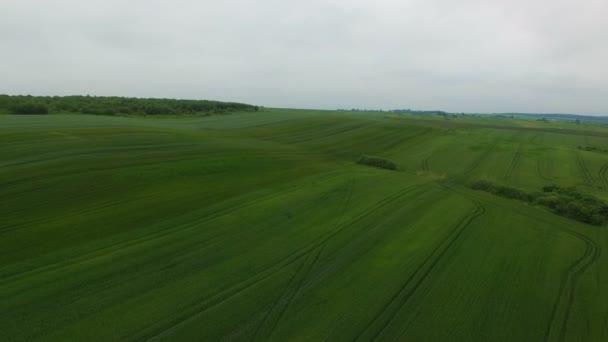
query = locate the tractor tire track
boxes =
[252,246,325,341]
[530,133,543,145]
[354,196,485,341]
[0,178,316,284]
[420,154,431,172]
[251,178,354,341]
[464,143,497,175]
[559,230,601,342]
[250,252,310,342]
[1,170,351,282]
[504,145,522,181]
[598,162,608,190]
[382,128,433,152]
[543,227,601,342]
[575,151,593,185]
[536,157,552,181]
[139,184,421,341]
[453,186,602,342]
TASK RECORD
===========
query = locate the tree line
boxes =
[0,95,259,116]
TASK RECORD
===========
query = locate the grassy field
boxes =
[1,110,607,341]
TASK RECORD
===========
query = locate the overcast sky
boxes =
[1,0,607,114]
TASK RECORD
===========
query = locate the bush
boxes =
[357,155,398,170]
[495,186,532,202]
[539,186,608,225]
[471,180,496,192]
[471,181,608,226]
[471,180,531,201]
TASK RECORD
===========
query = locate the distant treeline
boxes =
[495,113,608,124]
[336,108,455,116]
[472,180,608,226]
[0,95,259,116]
[390,109,449,115]
[336,108,386,112]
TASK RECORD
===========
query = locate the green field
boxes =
[1,110,607,341]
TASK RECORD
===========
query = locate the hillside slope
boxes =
[1,110,606,341]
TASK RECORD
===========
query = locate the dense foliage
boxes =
[0,95,258,116]
[471,180,533,202]
[472,180,608,225]
[357,155,398,170]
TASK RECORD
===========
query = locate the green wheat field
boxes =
[1,109,607,341]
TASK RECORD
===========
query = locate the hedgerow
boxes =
[471,180,608,225]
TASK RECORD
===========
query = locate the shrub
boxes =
[542,185,560,193]
[471,181,608,226]
[471,180,496,192]
[495,185,532,202]
[471,180,530,201]
[357,155,398,170]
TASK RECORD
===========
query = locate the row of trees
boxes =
[472,180,608,225]
[391,109,448,115]
[0,95,259,116]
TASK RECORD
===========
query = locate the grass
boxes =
[0,110,607,341]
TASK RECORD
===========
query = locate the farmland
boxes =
[1,109,607,341]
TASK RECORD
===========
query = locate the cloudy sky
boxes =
[1,0,607,114]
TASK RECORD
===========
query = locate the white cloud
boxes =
[1,0,607,114]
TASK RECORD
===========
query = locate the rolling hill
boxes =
[1,108,606,341]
